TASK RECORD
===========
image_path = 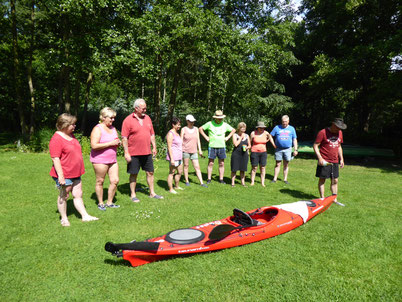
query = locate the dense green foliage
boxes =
[1,0,401,154]
[0,152,401,301]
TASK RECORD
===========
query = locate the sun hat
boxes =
[186,114,196,122]
[212,110,226,119]
[332,118,347,130]
[255,121,267,128]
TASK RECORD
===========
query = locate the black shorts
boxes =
[315,163,339,179]
[127,155,154,174]
[250,152,267,167]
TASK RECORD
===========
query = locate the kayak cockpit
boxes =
[230,208,278,226]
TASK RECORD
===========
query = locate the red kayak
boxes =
[105,195,337,267]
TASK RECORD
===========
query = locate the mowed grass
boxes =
[0,152,401,301]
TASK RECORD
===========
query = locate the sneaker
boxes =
[207,179,212,184]
[284,180,289,185]
[200,184,208,188]
[185,182,190,186]
[98,204,106,211]
[106,203,120,208]
[219,180,226,184]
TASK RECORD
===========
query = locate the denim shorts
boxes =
[208,147,226,159]
[52,176,81,188]
[183,152,198,160]
[275,148,292,161]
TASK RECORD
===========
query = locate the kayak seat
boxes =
[232,208,261,226]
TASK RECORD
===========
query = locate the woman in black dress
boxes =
[230,122,251,187]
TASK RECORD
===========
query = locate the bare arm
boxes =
[90,126,120,150]
[225,128,236,142]
[267,131,277,149]
[151,134,157,157]
[313,142,324,166]
[232,133,241,147]
[196,127,203,155]
[247,134,251,150]
[293,138,298,156]
[166,132,175,165]
[199,127,209,142]
[339,145,344,168]
[122,137,131,163]
[51,157,65,185]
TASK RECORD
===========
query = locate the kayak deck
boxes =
[106,195,336,267]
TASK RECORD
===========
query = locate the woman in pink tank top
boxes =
[180,114,207,187]
[90,107,121,210]
[166,117,183,194]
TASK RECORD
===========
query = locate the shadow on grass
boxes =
[297,151,402,175]
[117,182,149,196]
[279,188,316,200]
[104,258,133,267]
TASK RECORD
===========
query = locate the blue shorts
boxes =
[208,147,226,160]
[52,176,81,188]
[275,148,292,161]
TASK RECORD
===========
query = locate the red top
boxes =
[49,132,85,178]
[121,113,155,156]
[315,128,343,163]
[251,130,268,153]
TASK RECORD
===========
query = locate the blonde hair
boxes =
[237,122,246,132]
[56,113,77,131]
[99,107,116,122]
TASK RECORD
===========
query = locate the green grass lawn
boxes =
[0,152,401,301]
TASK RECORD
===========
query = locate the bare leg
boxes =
[106,163,119,205]
[146,171,158,197]
[92,163,108,206]
[174,165,183,189]
[260,166,266,187]
[273,161,281,181]
[330,177,339,196]
[167,165,177,193]
[240,171,246,186]
[218,158,225,181]
[129,174,138,198]
[192,159,204,184]
[183,157,190,183]
[283,160,289,181]
[207,159,214,180]
[250,166,257,185]
[318,178,326,199]
[57,185,70,226]
[231,171,236,186]
[71,181,98,221]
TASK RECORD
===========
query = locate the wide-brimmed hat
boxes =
[213,110,226,119]
[332,118,347,130]
[186,114,196,122]
[255,121,267,128]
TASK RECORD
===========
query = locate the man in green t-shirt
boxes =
[199,110,236,184]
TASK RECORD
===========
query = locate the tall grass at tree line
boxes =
[0,151,400,301]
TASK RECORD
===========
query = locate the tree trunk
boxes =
[166,60,182,130]
[11,0,27,138]
[28,0,36,138]
[153,54,162,131]
[81,72,93,133]
[73,75,80,117]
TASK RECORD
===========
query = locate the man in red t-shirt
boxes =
[122,99,163,202]
[313,118,347,201]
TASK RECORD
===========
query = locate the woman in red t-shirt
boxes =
[49,113,99,226]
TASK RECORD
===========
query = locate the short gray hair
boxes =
[134,98,146,109]
[282,115,289,121]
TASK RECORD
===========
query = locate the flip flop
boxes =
[131,197,140,203]
[150,194,164,199]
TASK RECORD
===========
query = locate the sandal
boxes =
[82,216,99,222]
